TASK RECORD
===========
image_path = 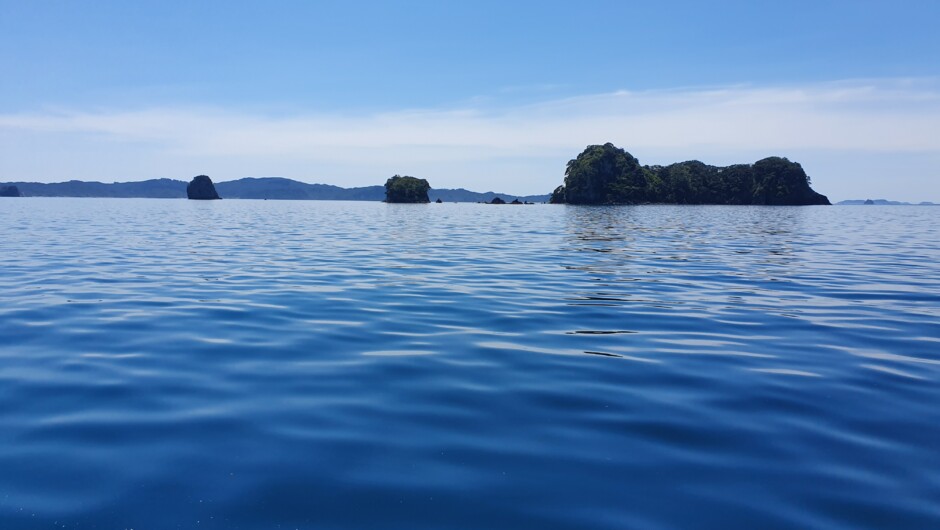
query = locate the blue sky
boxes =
[1,0,939,200]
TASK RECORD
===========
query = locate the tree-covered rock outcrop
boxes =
[187,175,221,200]
[0,185,21,197]
[384,175,430,203]
[557,143,653,204]
[550,143,830,205]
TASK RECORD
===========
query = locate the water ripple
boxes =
[1,199,939,529]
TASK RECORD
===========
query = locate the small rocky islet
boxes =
[383,175,430,203]
[187,175,221,200]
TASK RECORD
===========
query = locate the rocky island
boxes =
[550,143,830,205]
[187,175,221,200]
[385,175,430,203]
[0,185,21,197]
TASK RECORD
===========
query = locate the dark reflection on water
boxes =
[1,199,939,529]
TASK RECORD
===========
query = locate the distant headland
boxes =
[837,199,937,206]
[549,143,830,206]
[0,177,549,203]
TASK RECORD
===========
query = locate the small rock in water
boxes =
[187,175,220,200]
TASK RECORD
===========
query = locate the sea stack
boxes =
[187,175,220,200]
[384,175,430,203]
[0,185,21,197]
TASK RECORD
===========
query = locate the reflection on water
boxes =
[0,199,939,529]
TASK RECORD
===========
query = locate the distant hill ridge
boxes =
[0,177,550,203]
[837,199,937,206]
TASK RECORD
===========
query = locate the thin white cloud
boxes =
[1,78,938,198]
[3,79,939,155]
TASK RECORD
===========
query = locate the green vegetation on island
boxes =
[384,175,430,203]
[550,143,830,205]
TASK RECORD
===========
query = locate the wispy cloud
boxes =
[1,79,939,197]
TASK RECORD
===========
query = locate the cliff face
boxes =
[187,175,221,200]
[749,157,830,206]
[550,143,831,205]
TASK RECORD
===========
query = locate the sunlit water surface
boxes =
[1,198,939,529]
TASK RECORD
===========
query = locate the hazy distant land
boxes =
[0,177,551,203]
[837,199,937,206]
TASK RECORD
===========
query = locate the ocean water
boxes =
[1,198,938,529]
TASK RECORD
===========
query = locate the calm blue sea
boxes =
[1,198,938,529]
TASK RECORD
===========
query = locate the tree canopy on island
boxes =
[550,143,830,205]
[384,175,430,203]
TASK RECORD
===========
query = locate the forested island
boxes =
[384,175,431,203]
[550,143,830,205]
